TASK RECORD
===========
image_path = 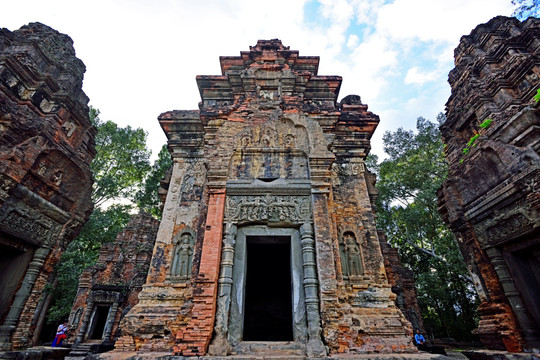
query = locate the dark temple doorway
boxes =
[88,305,110,340]
[0,234,35,323]
[243,236,293,341]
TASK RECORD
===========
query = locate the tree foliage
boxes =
[135,144,172,218]
[90,108,151,207]
[375,114,478,340]
[46,205,132,323]
[45,107,157,325]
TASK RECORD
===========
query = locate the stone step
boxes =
[232,341,306,356]
[171,356,306,360]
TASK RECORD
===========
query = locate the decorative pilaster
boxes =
[208,222,237,356]
[300,223,326,357]
[0,246,51,350]
[75,297,94,344]
[103,301,119,343]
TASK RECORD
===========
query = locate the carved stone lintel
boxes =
[225,195,311,223]
[476,202,540,247]
[0,204,62,247]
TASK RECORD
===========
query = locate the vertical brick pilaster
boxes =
[174,189,226,356]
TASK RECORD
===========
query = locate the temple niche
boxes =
[0,23,95,350]
[115,39,418,357]
[66,212,158,357]
[439,16,540,352]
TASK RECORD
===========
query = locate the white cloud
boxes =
[404,66,439,85]
[376,0,513,44]
[0,0,515,160]
[347,34,360,48]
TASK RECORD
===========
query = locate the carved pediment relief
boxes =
[229,118,311,180]
[23,150,91,212]
[234,118,309,152]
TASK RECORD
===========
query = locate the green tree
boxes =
[46,205,132,323]
[90,108,152,207]
[45,107,154,325]
[135,144,172,218]
[375,114,478,340]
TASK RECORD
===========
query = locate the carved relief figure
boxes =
[61,120,77,138]
[339,231,363,279]
[241,133,252,147]
[38,162,47,176]
[52,170,63,186]
[171,231,195,281]
[284,133,295,149]
[261,128,277,147]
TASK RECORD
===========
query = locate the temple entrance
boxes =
[504,240,540,330]
[0,234,34,323]
[226,226,308,346]
[243,236,292,341]
[87,305,110,340]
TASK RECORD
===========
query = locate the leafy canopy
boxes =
[375,113,478,340]
[45,107,165,325]
[90,107,152,207]
[135,144,173,218]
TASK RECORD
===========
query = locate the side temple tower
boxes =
[439,16,540,352]
[116,39,416,357]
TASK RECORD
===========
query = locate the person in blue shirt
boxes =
[414,330,426,345]
[414,329,427,351]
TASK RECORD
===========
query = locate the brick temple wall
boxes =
[438,16,540,352]
[0,23,95,350]
[68,212,159,346]
[115,40,416,357]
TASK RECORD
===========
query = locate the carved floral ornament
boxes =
[224,195,311,223]
[331,160,365,186]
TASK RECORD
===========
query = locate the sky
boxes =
[1,0,515,161]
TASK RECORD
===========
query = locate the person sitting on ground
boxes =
[51,320,68,347]
[414,329,427,350]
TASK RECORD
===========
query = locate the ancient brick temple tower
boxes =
[116,39,415,357]
[0,23,95,350]
[439,17,540,352]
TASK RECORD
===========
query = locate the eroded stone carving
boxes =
[0,205,61,247]
[225,195,311,223]
[339,231,364,280]
[171,230,195,281]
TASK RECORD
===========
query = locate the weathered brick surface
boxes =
[116,40,416,357]
[438,16,540,352]
[378,232,425,334]
[67,212,158,347]
[173,190,225,355]
[0,22,95,350]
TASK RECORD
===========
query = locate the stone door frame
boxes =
[209,179,325,356]
[228,225,307,345]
